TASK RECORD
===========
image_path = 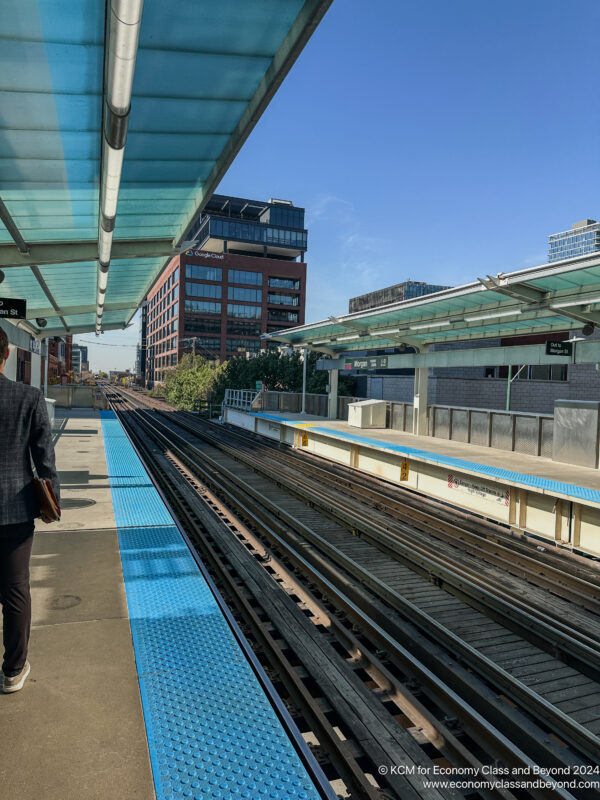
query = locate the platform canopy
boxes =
[263,252,600,355]
[0,0,331,338]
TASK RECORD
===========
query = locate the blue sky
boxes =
[85,0,600,371]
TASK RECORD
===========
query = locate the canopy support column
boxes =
[412,366,429,436]
[327,368,338,420]
[301,348,307,414]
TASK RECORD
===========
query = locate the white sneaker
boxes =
[3,661,30,693]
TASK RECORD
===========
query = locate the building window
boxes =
[174,284,179,299]
[268,277,300,290]
[228,287,262,303]
[227,303,262,319]
[173,267,179,284]
[183,336,221,353]
[226,338,261,353]
[184,315,221,334]
[229,269,262,286]
[512,364,568,381]
[226,320,261,336]
[187,282,222,299]
[268,309,299,322]
[185,300,221,314]
[268,292,298,306]
[186,264,222,282]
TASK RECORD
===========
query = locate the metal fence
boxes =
[426,403,554,458]
[223,389,554,458]
[222,389,368,420]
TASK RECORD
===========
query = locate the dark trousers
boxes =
[0,521,34,675]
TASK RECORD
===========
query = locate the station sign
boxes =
[545,340,572,357]
[0,297,26,319]
[343,355,389,370]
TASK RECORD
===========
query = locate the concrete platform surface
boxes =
[0,410,154,800]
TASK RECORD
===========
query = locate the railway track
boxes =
[105,387,600,800]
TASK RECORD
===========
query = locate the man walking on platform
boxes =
[0,326,59,693]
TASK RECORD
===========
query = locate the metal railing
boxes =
[425,403,554,458]
[222,389,368,420]
[223,390,554,458]
[222,388,260,412]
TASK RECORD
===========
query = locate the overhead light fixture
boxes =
[336,333,363,342]
[464,309,522,323]
[372,327,401,336]
[0,269,4,284]
[553,296,600,309]
[106,0,144,115]
[409,320,452,331]
[311,339,333,346]
[35,318,47,328]
[98,228,113,265]
[100,139,125,220]
[98,265,109,294]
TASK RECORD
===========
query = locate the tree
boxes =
[212,349,355,401]
[164,354,226,410]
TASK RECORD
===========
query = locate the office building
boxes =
[72,344,88,376]
[145,195,307,384]
[135,300,148,383]
[349,280,450,313]
[548,219,600,262]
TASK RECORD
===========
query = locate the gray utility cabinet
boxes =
[552,400,600,469]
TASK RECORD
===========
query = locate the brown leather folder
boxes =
[33,478,61,523]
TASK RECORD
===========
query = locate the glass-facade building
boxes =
[143,194,307,384]
[548,219,600,263]
[348,280,450,314]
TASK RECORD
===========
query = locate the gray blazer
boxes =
[0,373,60,527]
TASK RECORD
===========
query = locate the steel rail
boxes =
[111,396,461,800]
[188,410,600,606]
[108,389,580,800]
[102,393,337,800]
[107,389,599,791]
[146,406,600,679]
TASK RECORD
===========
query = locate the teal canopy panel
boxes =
[0,0,332,337]
[264,254,600,353]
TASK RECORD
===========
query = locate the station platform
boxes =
[223,408,600,557]
[0,409,325,800]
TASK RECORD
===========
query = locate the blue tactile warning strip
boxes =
[100,411,321,800]
[250,411,600,505]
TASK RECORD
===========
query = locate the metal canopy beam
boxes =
[29,265,69,331]
[480,276,547,304]
[36,322,129,339]
[0,197,29,255]
[318,341,600,370]
[0,238,176,268]
[27,301,138,317]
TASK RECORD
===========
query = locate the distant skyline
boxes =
[83,0,600,371]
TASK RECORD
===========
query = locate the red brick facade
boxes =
[146,251,306,383]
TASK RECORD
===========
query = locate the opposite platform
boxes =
[223,407,600,556]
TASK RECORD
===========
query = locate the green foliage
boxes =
[164,354,226,410]
[212,349,355,401]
